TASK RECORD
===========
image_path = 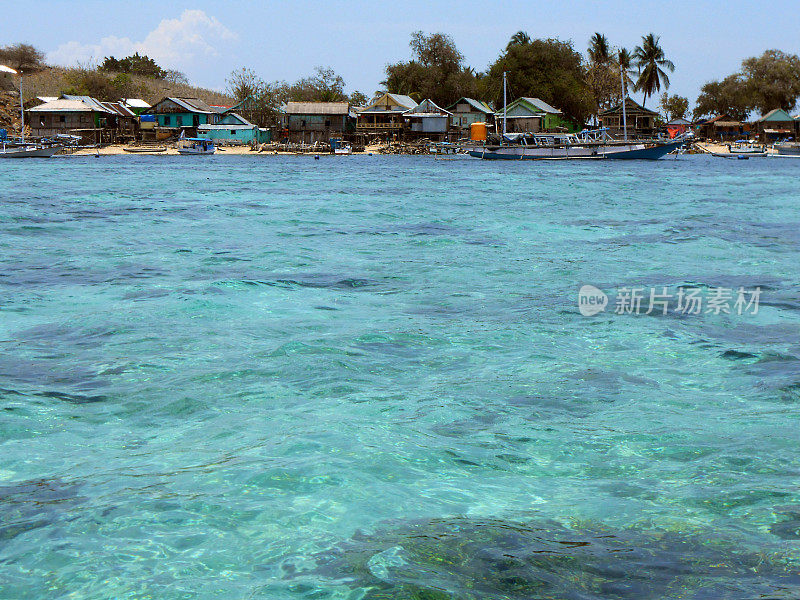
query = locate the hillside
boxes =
[1,92,21,134]
[22,66,234,106]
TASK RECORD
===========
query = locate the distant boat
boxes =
[774,141,800,156]
[123,146,167,153]
[176,137,215,155]
[0,143,60,158]
[334,141,353,155]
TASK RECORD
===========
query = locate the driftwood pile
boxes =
[376,140,432,155]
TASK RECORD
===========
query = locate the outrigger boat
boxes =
[774,140,800,156]
[466,71,680,160]
[467,129,681,160]
[0,142,61,158]
[176,131,216,155]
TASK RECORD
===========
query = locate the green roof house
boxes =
[754,108,798,141]
[495,97,573,133]
[447,97,494,130]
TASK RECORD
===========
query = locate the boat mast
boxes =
[19,70,24,143]
[620,67,627,142]
[504,71,508,138]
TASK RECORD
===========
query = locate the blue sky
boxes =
[5,0,800,109]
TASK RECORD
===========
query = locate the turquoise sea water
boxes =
[1,154,800,599]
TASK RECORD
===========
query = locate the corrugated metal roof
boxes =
[666,117,692,125]
[100,101,136,118]
[147,97,216,114]
[122,98,150,108]
[713,121,741,127]
[520,97,562,114]
[28,99,97,113]
[359,93,418,113]
[198,124,256,130]
[599,97,657,116]
[220,112,255,127]
[285,102,350,115]
[387,94,417,109]
[447,97,493,114]
[405,99,452,116]
[757,108,794,122]
[61,95,111,113]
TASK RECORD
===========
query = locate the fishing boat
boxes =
[0,142,60,158]
[466,71,680,160]
[123,146,167,153]
[334,141,353,155]
[774,140,800,156]
[176,132,215,155]
[0,64,60,158]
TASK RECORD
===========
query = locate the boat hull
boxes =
[0,145,61,158]
[468,141,680,160]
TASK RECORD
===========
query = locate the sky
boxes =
[4,0,800,110]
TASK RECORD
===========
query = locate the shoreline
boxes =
[66,144,385,156]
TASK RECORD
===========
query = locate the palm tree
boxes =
[507,31,531,50]
[588,33,611,65]
[617,48,635,97]
[632,33,675,107]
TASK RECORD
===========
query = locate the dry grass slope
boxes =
[22,67,234,106]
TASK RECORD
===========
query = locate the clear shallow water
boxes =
[0,154,799,598]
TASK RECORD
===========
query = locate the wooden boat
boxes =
[123,146,167,153]
[0,143,60,158]
[176,137,215,155]
[334,141,353,155]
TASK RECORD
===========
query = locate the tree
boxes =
[62,68,120,101]
[100,53,166,79]
[585,33,619,114]
[486,36,595,125]
[226,66,263,102]
[163,69,189,85]
[0,43,46,72]
[632,33,675,107]
[617,48,635,95]
[383,31,478,107]
[349,90,369,106]
[288,66,347,102]
[659,93,689,121]
[587,33,611,65]
[741,49,800,114]
[693,74,752,121]
[507,31,532,50]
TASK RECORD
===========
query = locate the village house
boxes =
[665,117,692,138]
[754,108,797,142]
[402,99,452,140]
[599,97,659,138]
[283,101,351,143]
[355,93,417,136]
[121,98,151,115]
[447,97,494,132]
[496,97,572,133]
[143,97,221,132]
[27,95,137,143]
[695,114,748,141]
[197,112,271,144]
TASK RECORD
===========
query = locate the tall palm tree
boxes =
[632,33,675,107]
[617,48,635,97]
[588,33,611,65]
[507,31,531,49]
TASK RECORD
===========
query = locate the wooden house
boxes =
[283,101,351,143]
[356,93,417,135]
[197,112,271,144]
[665,117,692,138]
[599,97,659,138]
[754,108,797,142]
[496,97,572,133]
[143,97,221,131]
[27,95,138,143]
[403,99,452,140]
[447,97,494,131]
[695,114,748,141]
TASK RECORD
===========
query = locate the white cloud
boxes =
[48,10,237,69]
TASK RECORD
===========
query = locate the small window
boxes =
[325,119,331,127]
[59,115,66,123]
[176,115,183,126]
[163,115,171,126]
[231,130,236,134]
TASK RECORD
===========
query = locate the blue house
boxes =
[144,97,221,129]
[197,112,271,144]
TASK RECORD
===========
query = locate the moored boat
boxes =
[774,141,800,156]
[176,137,216,155]
[0,143,61,158]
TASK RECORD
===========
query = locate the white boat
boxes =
[722,139,767,156]
[0,143,60,158]
[334,141,353,155]
[176,135,215,155]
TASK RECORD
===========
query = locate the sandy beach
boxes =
[70,144,385,156]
